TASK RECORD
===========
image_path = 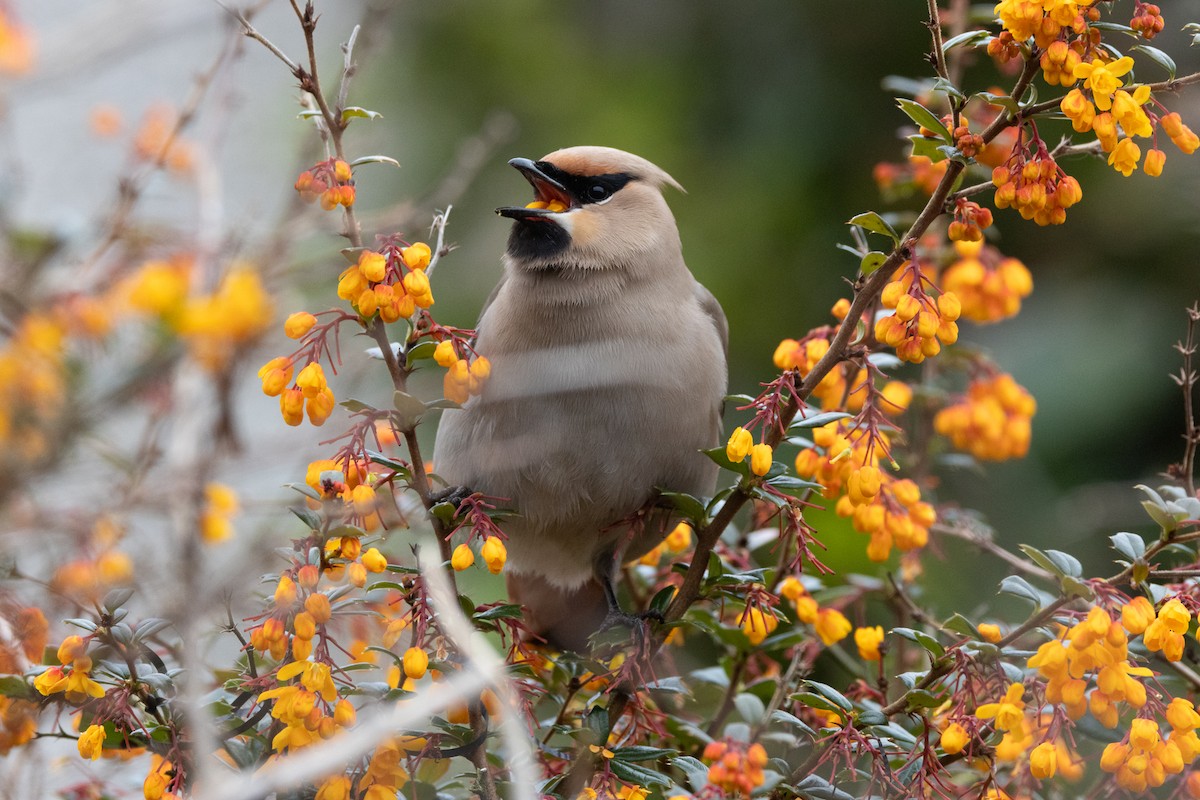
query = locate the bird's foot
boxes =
[429,485,472,508]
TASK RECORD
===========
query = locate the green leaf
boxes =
[1133,45,1177,79]
[341,106,384,122]
[792,693,845,717]
[289,506,322,531]
[1044,549,1082,578]
[703,446,749,477]
[891,626,944,658]
[975,91,1019,113]
[340,247,365,265]
[904,688,946,709]
[0,676,32,699]
[791,774,858,800]
[942,613,981,638]
[671,755,710,791]
[328,524,367,539]
[855,709,888,727]
[297,109,324,119]
[998,574,1042,607]
[896,97,951,140]
[609,759,671,787]
[1110,531,1146,561]
[801,679,853,711]
[472,604,524,622]
[612,745,678,762]
[1018,544,1066,578]
[339,398,373,413]
[940,30,990,54]
[909,134,949,162]
[284,482,322,500]
[789,411,853,430]
[1061,576,1095,600]
[660,491,708,523]
[349,154,401,169]
[406,341,437,362]
[847,211,900,244]
[860,250,888,275]
[393,390,426,429]
[366,450,411,478]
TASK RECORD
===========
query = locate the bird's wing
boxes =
[468,273,508,346]
[694,280,728,361]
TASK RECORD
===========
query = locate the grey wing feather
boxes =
[694,281,728,360]
[468,273,507,346]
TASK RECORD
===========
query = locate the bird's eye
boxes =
[587,184,611,202]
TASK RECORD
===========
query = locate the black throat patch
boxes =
[507,217,571,260]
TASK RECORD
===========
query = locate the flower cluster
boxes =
[874,263,961,364]
[991,147,1081,225]
[947,198,993,243]
[934,372,1036,461]
[701,740,770,795]
[778,576,852,646]
[1101,715,1192,793]
[260,358,336,427]
[296,158,356,210]
[940,239,1033,323]
[726,426,774,477]
[434,338,490,405]
[340,243,434,324]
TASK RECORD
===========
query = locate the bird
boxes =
[433,146,727,652]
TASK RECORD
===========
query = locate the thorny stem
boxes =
[926,0,951,86]
[1175,303,1199,496]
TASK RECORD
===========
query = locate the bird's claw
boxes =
[430,485,472,508]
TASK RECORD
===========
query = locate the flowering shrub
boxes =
[2,2,1200,799]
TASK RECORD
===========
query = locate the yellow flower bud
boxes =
[77,723,105,760]
[361,548,388,573]
[854,625,884,660]
[940,722,969,755]
[304,592,332,624]
[451,543,475,571]
[402,242,432,270]
[274,575,298,607]
[726,427,753,463]
[481,536,507,574]
[403,269,431,298]
[293,610,316,640]
[749,443,773,476]
[402,646,429,680]
[358,251,387,282]
[433,340,457,367]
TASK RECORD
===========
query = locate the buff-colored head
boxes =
[497,146,685,271]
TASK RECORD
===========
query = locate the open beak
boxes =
[496,158,575,220]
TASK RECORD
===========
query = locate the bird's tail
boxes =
[506,572,609,653]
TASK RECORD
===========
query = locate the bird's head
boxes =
[497,146,684,271]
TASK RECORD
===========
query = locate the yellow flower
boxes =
[358,250,388,282]
[481,536,507,574]
[315,775,352,800]
[975,682,1025,732]
[814,608,851,645]
[434,340,457,367]
[258,356,294,397]
[940,721,969,754]
[403,242,432,270]
[749,443,773,476]
[1073,56,1134,112]
[1122,596,1156,634]
[1107,137,1141,177]
[854,625,884,660]
[77,723,105,760]
[284,311,318,339]
[361,547,388,573]
[726,426,753,463]
[741,606,778,645]
[972,622,1000,643]
[451,543,475,571]
[403,646,429,680]
[1029,740,1057,779]
[1144,148,1165,177]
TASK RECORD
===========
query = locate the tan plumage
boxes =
[433,146,727,651]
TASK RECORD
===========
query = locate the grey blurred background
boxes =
[6,0,1200,603]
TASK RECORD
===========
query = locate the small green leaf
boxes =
[789,411,853,430]
[1044,549,1082,578]
[940,30,990,54]
[406,341,437,362]
[341,106,384,122]
[930,77,967,102]
[0,676,32,699]
[909,134,949,162]
[904,688,946,709]
[896,97,951,140]
[801,679,853,711]
[349,155,401,169]
[998,574,1042,607]
[1018,544,1065,578]
[847,211,900,244]
[297,109,324,119]
[328,524,367,539]
[339,398,373,413]
[1133,45,1177,78]
[660,491,708,523]
[855,709,889,727]
[1110,531,1146,561]
[976,91,1019,113]
[472,604,524,622]
[611,745,678,762]
[671,755,710,791]
[891,626,944,658]
[609,759,670,787]
[340,247,365,265]
[393,390,426,429]
[860,250,888,275]
[703,446,749,477]
[942,613,981,638]
[1061,576,1095,600]
[290,506,322,531]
